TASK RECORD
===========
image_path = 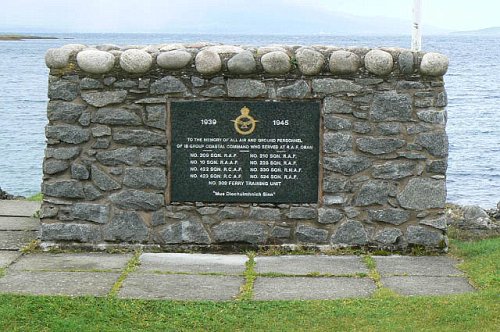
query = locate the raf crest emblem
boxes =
[232,106,258,135]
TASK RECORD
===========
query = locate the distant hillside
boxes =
[165,4,449,35]
[0,1,448,35]
[451,27,500,35]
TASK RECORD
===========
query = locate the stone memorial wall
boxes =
[41,42,449,251]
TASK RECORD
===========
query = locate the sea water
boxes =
[0,33,498,207]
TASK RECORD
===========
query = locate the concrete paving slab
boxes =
[0,201,40,217]
[0,231,38,250]
[138,253,248,274]
[0,217,40,231]
[253,277,376,300]
[374,256,464,276]
[0,251,21,268]
[10,253,132,272]
[381,276,475,296]
[0,271,120,296]
[119,274,243,300]
[254,255,368,275]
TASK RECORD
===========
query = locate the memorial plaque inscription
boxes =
[170,101,320,203]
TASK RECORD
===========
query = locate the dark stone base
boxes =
[39,241,448,255]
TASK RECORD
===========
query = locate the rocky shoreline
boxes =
[446,202,500,239]
[0,187,25,200]
[0,34,58,41]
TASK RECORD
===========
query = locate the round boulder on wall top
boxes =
[45,48,71,69]
[420,52,449,76]
[295,48,325,75]
[257,46,289,56]
[364,49,394,75]
[195,50,222,75]
[329,50,361,75]
[109,50,123,59]
[203,45,245,54]
[157,50,192,70]
[95,44,121,52]
[261,51,291,74]
[119,49,153,74]
[159,43,186,51]
[227,51,257,74]
[76,50,115,74]
[45,44,87,69]
[44,43,449,78]
[398,51,415,75]
[60,44,87,53]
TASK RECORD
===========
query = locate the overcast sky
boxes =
[0,0,498,33]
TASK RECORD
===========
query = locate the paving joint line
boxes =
[108,249,142,298]
[12,269,119,273]
[0,228,39,231]
[256,272,369,278]
[382,273,467,278]
[236,251,256,301]
[0,250,25,276]
[362,255,400,297]
[147,270,240,277]
[135,270,369,279]
[0,214,33,218]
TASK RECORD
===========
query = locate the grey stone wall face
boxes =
[41,44,449,251]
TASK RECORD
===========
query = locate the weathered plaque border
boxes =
[167,100,322,204]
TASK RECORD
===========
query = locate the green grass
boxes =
[236,251,256,301]
[451,237,500,290]
[26,193,43,202]
[362,255,382,287]
[20,240,40,254]
[108,250,142,297]
[0,237,498,331]
[0,290,497,331]
[361,255,400,299]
